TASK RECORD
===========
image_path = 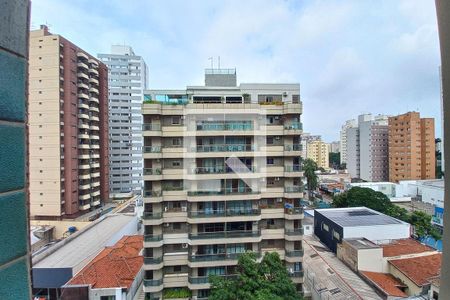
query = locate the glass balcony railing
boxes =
[285,207,304,215]
[143,190,162,197]
[144,234,163,242]
[142,123,161,131]
[187,187,257,196]
[284,186,303,193]
[143,146,161,153]
[189,230,260,240]
[285,228,304,235]
[142,212,162,219]
[286,250,304,257]
[196,122,253,131]
[143,278,163,286]
[284,122,303,130]
[143,168,162,175]
[284,165,302,172]
[188,208,260,218]
[194,166,255,174]
[195,144,254,152]
[188,252,258,262]
[288,271,304,278]
[284,144,302,151]
[188,275,237,284]
[144,257,163,264]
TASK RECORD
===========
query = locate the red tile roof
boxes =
[381,239,435,257]
[361,271,407,298]
[68,235,143,289]
[389,253,442,287]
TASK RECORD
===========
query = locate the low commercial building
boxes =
[314,207,410,252]
[337,238,440,298]
[32,213,140,299]
[64,235,144,300]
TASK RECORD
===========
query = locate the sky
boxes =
[31,0,442,142]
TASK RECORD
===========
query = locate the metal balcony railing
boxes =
[143,278,163,286]
[195,144,254,153]
[143,146,161,153]
[144,234,163,242]
[189,230,261,240]
[188,208,260,218]
[187,187,257,196]
[142,123,161,131]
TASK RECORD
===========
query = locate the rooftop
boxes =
[315,207,407,227]
[33,214,138,274]
[68,235,143,289]
[389,253,442,287]
[344,238,380,250]
[381,239,435,257]
[361,271,407,298]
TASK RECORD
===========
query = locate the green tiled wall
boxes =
[0,125,25,192]
[0,258,31,299]
[0,51,26,122]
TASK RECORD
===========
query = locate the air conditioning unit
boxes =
[275,177,280,181]
[164,223,170,227]
[276,198,283,203]
[182,243,188,248]
[181,206,187,212]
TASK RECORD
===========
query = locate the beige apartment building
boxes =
[141,69,304,299]
[29,26,109,219]
[388,112,436,182]
[306,140,329,170]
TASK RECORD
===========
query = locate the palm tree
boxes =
[303,158,318,199]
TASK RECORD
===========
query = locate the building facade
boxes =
[0,1,32,298]
[142,69,304,299]
[98,46,148,195]
[329,141,340,153]
[29,26,109,219]
[388,112,436,182]
[339,119,357,165]
[300,133,321,160]
[306,140,329,170]
[346,114,389,182]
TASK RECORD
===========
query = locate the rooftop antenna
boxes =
[208,57,213,69]
[218,56,221,69]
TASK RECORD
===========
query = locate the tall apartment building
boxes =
[306,140,330,170]
[300,133,321,159]
[388,112,436,182]
[329,141,340,153]
[29,26,109,219]
[0,1,32,298]
[141,69,304,299]
[346,114,389,181]
[98,46,148,195]
[340,119,357,164]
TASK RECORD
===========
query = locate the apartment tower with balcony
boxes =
[141,69,304,299]
[388,112,436,182]
[306,140,329,170]
[98,45,148,195]
[29,26,109,218]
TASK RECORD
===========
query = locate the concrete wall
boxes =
[30,220,91,239]
[343,224,410,243]
[346,127,359,178]
[357,248,384,273]
[389,264,423,296]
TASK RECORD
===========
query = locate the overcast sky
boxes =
[31,0,442,142]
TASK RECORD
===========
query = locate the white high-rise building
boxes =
[340,119,357,165]
[98,45,148,195]
[346,114,389,181]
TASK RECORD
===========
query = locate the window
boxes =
[267,158,274,165]
[322,223,329,232]
[100,296,116,300]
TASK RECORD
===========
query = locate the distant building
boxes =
[29,26,109,218]
[340,119,357,164]
[388,112,436,182]
[301,133,321,159]
[346,114,389,182]
[329,141,340,153]
[337,238,440,297]
[306,140,329,170]
[314,207,410,253]
[65,235,144,300]
[98,46,148,196]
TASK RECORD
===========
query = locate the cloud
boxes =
[30,0,442,141]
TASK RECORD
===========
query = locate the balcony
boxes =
[77,72,89,80]
[89,106,99,113]
[78,113,89,120]
[91,190,100,197]
[89,68,99,76]
[77,82,89,90]
[284,144,302,152]
[195,144,254,153]
[189,230,260,240]
[89,96,99,104]
[89,77,99,85]
[144,256,163,265]
[284,186,304,199]
[77,62,89,70]
[188,208,260,218]
[89,87,99,94]
[90,125,99,131]
[78,102,89,110]
[79,203,90,210]
[143,278,163,293]
[77,52,89,60]
[284,165,302,172]
[188,274,237,286]
[143,168,162,180]
[196,121,254,133]
[288,271,304,278]
[187,187,260,202]
[286,250,304,257]
[284,122,303,134]
[143,146,162,159]
[285,207,304,220]
[142,123,161,136]
[190,166,257,180]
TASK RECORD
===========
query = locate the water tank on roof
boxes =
[68,226,77,233]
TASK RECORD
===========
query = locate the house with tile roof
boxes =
[63,235,144,300]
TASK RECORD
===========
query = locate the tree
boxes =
[332,187,442,240]
[329,152,340,169]
[209,252,302,300]
[302,158,318,198]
